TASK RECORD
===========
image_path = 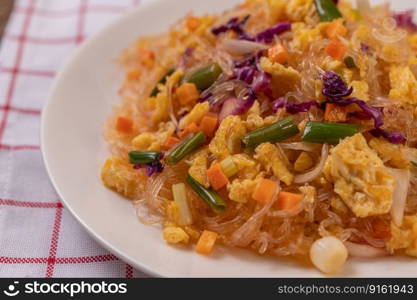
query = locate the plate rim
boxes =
[39,0,417,278]
[40,0,167,278]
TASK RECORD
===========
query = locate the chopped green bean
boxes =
[302,121,359,145]
[314,0,342,22]
[242,117,300,149]
[150,68,175,97]
[165,131,206,165]
[186,174,226,213]
[185,63,222,91]
[128,151,162,164]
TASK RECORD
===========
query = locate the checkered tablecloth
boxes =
[0,0,152,278]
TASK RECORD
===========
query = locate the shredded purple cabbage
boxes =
[233,53,273,99]
[393,10,417,31]
[329,98,384,128]
[272,98,318,114]
[134,161,165,177]
[212,16,291,43]
[252,22,292,43]
[321,72,406,144]
[211,15,251,39]
[322,71,353,100]
[370,128,406,144]
[272,97,285,112]
[286,101,319,114]
[235,66,257,84]
[252,70,272,94]
[219,87,257,120]
[133,152,165,177]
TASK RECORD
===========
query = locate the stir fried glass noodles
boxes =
[101,0,417,274]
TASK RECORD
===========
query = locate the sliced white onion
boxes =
[294,144,329,184]
[218,98,238,122]
[223,39,269,55]
[280,142,318,152]
[344,241,388,258]
[389,168,411,227]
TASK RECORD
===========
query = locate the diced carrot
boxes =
[326,40,345,60]
[324,103,348,123]
[276,192,303,210]
[163,136,180,150]
[252,179,278,205]
[127,69,140,81]
[268,42,289,64]
[196,230,218,255]
[176,83,200,106]
[115,117,133,134]
[186,16,202,31]
[326,20,348,39]
[178,122,199,139]
[206,163,229,190]
[199,113,218,137]
[326,39,347,61]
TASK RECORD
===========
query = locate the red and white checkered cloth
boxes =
[0,0,153,278]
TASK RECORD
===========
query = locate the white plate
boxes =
[42,0,417,277]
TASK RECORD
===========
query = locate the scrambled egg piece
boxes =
[294,152,313,172]
[338,0,358,21]
[245,102,279,131]
[147,92,170,124]
[338,68,354,84]
[291,22,327,52]
[350,80,370,101]
[146,70,183,124]
[369,138,411,169]
[266,0,287,22]
[259,57,301,96]
[254,143,293,185]
[232,154,261,180]
[299,185,315,204]
[209,116,247,160]
[179,102,209,130]
[131,121,175,150]
[330,196,349,214]
[188,147,210,188]
[183,226,201,241]
[167,201,180,224]
[228,177,262,203]
[163,226,190,244]
[389,65,417,105]
[285,0,313,22]
[131,132,156,151]
[387,215,417,257]
[245,102,264,131]
[101,157,139,199]
[323,133,395,218]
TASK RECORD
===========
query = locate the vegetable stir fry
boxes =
[102,0,417,274]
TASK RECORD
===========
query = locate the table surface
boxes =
[0,0,14,39]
